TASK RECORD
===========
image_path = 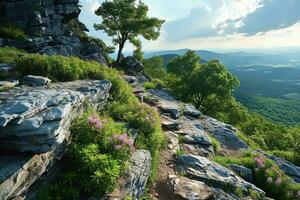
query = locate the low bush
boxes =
[214,152,300,200]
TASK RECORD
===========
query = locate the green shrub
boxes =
[144,81,156,89]
[214,153,300,200]
[0,24,27,40]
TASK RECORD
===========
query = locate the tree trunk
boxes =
[116,39,126,67]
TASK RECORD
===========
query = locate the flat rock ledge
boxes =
[0,80,111,200]
[0,80,111,153]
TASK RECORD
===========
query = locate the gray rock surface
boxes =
[0,80,111,153]
[0,80,19,91]
[151,90,181,119]
[165,131,180,153]
[0,63,13,72]
[176,117,214,156]
[110,150,151,200]
[162,116,181,130]
[177,154,265,197]
[23,75,51,87]
[230,164,253,183]
[0,79,111,200]
[121,56,144,74]
[183,104,201,118]
[168,176,239,200]
[125,150,152,200]
[200,116,248,150]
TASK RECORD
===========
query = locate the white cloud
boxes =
[78,0,300,51]
[142,22,300,51]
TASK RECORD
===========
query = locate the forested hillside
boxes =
[155,50,300,125]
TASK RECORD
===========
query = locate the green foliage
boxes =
[175,148,186,157]
[94,0,164,64]
[209,135,222,154]
[167,50,239,109]
[143,56,167,80]
[144,81,156,90]
[0,23,27,40]
[133,46,144,62]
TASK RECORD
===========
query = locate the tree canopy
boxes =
[167,50,239,109]
[94,0,164,65]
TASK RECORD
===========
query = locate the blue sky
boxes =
[79,0,300,51]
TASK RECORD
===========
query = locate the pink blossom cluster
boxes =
[110,133,134,151]
[88,114,104,129]
[254,156,266,168]
[296,190,300,198]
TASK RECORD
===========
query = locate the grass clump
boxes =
[208,135,222,154]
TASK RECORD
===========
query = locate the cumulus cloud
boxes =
[78,0,300,51]
[161,0,300,41]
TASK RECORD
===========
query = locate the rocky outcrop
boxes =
[0,0,107,64]
[105,150,152,200]
[128,78,269,200]
[177,155,265,197]
[0,79,111,200]
[124,150,152,200]
[0,80,111,153]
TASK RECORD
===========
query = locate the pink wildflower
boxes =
[275,177,282,185]
[296,190,300,198]
[254,156,265,168]
[267,177,273,183]
[88,114,104,129]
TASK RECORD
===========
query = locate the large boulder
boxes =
[177,155,265,197]
[121,56,144,74]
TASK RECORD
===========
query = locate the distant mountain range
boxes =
[144,48,300,69]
